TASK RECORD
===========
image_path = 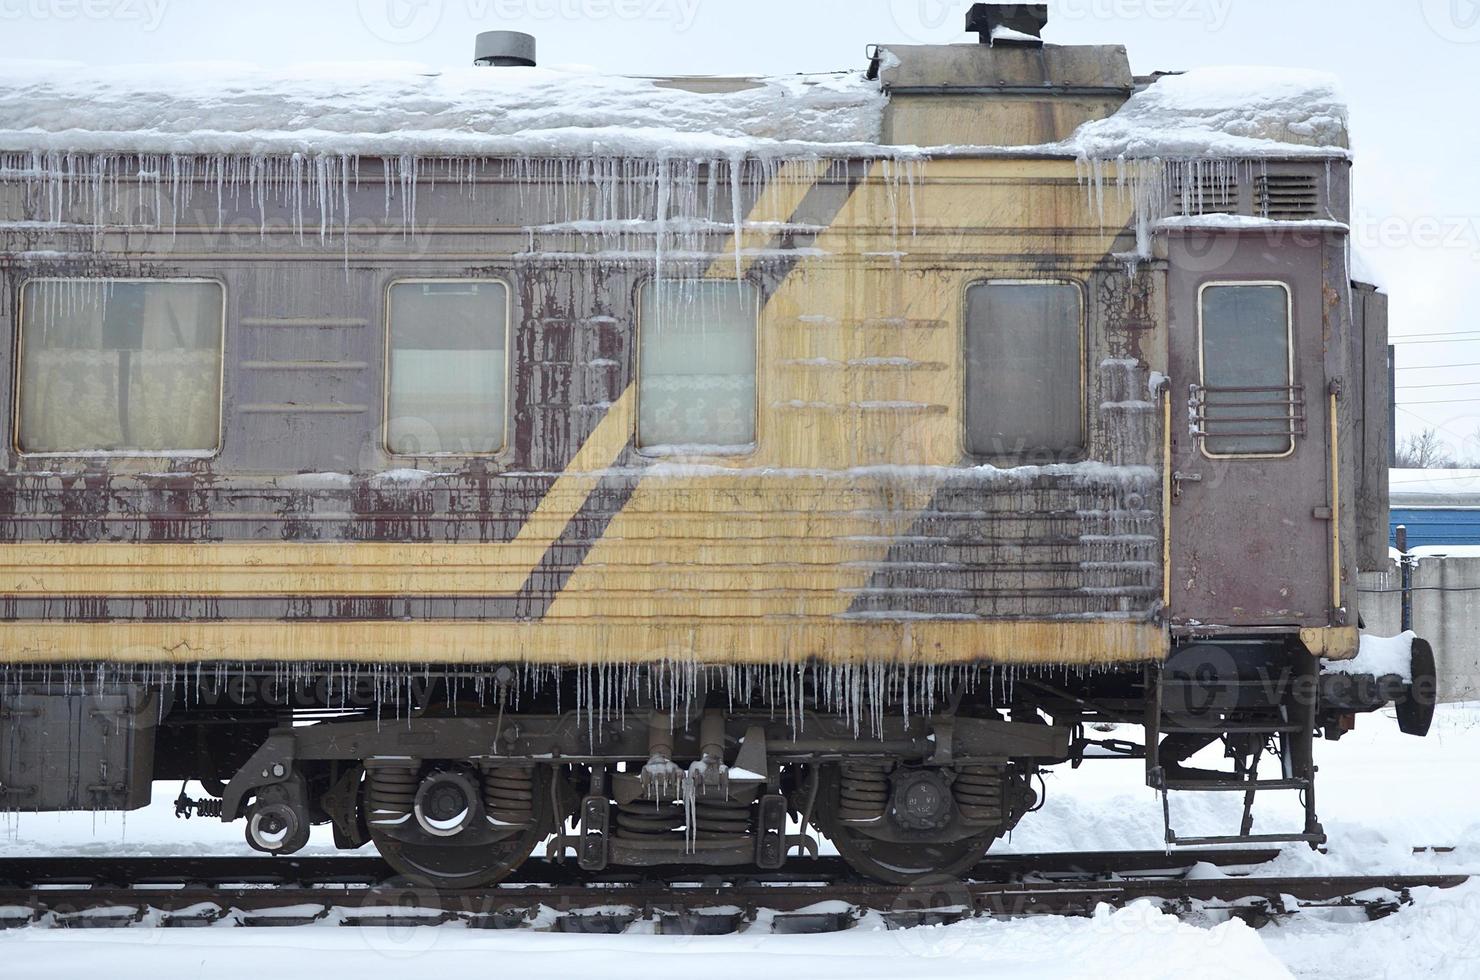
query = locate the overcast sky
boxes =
[3,0,1476,457]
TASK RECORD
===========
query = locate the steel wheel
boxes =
[368,766,552,889]
[813,766,996,884]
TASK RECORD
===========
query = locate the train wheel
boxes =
[814,765,996,885]
[367,764,552,889]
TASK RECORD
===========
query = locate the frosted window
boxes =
[1200,284,1293,456]
[965,282,1083,457]
[638,281,758,451]
[18,279,223,454]
[386,281,508,456]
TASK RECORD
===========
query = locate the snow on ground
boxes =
[1,704,1476,977]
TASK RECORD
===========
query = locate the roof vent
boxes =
[1171,172,1240,216]
[474,31,537,68]
[966,3,1048,47]
[1257,174,1321,220]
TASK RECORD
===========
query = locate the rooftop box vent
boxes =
[474,31,537,68]
[1256,174,1321,220]
[1171,172,1239,216]
[966,3,1048,47]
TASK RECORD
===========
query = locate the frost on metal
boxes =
[0,657,1127,741]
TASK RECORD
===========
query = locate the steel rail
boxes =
[0,873,1466,931]
[0,851,1466,932]
[0,848,1286,889]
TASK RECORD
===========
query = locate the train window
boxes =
[17,279,224,455]
[385,280,510,456]
[637,280,759,452]
[964,281,1084,457]
[1198,283,1294,457]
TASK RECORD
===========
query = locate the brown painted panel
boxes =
[1166,230,1338,626]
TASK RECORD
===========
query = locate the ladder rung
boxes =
[1164,778,1310,793]
[1169,832,1326,847]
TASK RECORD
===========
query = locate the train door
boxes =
[1165,234,1335,627]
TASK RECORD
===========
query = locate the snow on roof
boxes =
[1069,66,1349,159]
[0,59,888,158]
[1390,469,1480,499]
[0,57,1351,161]
[1350,244,1386,289]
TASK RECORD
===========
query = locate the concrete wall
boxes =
[1359,557,1480,702]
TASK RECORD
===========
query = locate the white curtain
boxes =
[19,280,223,453]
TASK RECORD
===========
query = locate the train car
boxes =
[0,7,1433,886]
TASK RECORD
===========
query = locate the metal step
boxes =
[1163,778,1310,793]
[1169,832,1326,847]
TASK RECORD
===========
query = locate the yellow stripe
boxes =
[0,619,1166,666]
[0,386,636,597]
[704,160,826,280]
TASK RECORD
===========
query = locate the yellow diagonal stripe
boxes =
[0,385,637,596]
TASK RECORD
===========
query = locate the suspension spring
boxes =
[952,765,1006,825]
[836,762,891,823]
[366,766,418,825]
[480,765,536,828]
[614,800,685,840]
[173,790,223,820]
[691,793,753,842]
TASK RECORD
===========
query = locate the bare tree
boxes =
[1463,426,1480,469]
[1395,428,1456,469]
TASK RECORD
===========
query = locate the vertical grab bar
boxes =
[1328,384,1342,615]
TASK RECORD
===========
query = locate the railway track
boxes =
[0,849,1468,932]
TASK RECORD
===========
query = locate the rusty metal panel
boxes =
[875,44,1133,146]
[1354,286,1391,572]
[0,685,156,810]
[0,155,1171,667]
[1164,225,1338,627]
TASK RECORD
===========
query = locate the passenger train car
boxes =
[0,8,1432,885]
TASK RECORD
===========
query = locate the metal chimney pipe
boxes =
[474,31,537,68]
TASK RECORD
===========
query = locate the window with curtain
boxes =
[964,281,1084,457]
[638,280,759,451]
[18,279,224,454]
[1198,283,1294,457]
[386,280,509,456]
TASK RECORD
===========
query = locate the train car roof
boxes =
[1391,469,1480,507]
[0,50,1349,161]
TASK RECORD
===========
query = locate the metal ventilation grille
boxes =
[1170,174,1238,215]
[1257,174,1321,220]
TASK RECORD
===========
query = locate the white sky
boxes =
[2,0,1476,456]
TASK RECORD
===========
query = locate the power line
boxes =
[1391,330,1480,342]
[1396,406,1469,440]
[1396,362,1480,372]
[1398,397,1480,406]
[1392,337,1480,346]
[1397,381,1480,391]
